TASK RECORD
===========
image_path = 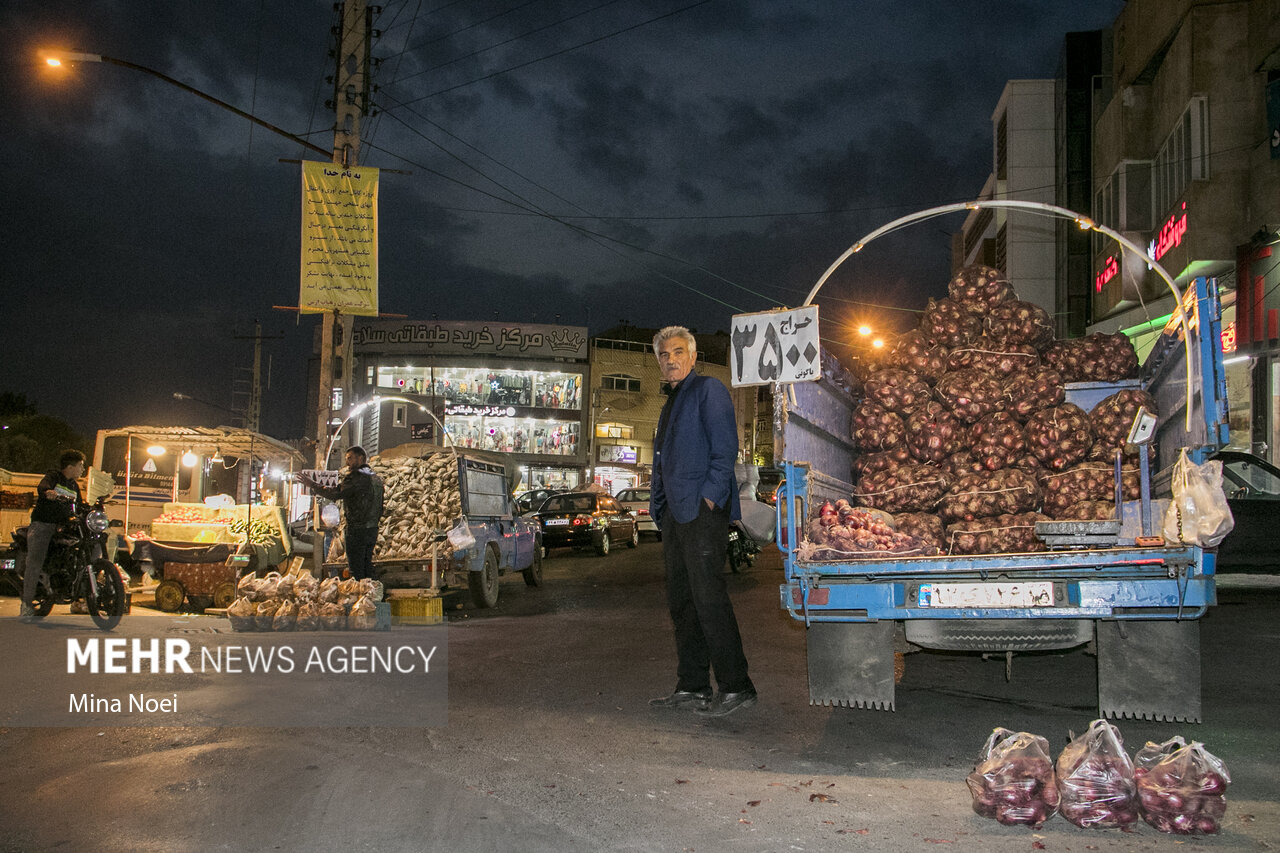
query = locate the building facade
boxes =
[1087,0,1280,460]
[323,319,592,491]
[955,79,1059,318]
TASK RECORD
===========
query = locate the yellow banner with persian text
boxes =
[300,161,379,315]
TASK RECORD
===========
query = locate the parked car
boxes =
[514,488,559,515]
[755,466,784,505]
[614,487,659,539]
[1211,450,1280,570]
[533,492,639,556]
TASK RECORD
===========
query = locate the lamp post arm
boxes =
[87,53,330,158]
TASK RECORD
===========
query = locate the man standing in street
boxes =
[648,326,756,717]
[298,446,383,580]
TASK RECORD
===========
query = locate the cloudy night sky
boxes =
[2,0,1126,439]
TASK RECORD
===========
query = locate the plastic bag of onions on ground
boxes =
[966,727,1061,828]
[1135,737,1230,835]
[1056,719,1140,829]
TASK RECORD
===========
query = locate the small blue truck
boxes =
[773,276,1229,722]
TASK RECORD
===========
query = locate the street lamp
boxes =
[39,50,330,158]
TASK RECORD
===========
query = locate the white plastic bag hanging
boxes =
[1161,450,1234,547]
[447,518,476,551]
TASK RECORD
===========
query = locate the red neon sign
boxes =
[1221,321,1236,354]
[1149,202,1188,261]
[1095,255,1118,293]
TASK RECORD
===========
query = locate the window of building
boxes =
[1092,159,1153,256]
[393,403,407,428]
[373,365,584,410]
[995,111,1008,181]
[1153,96,1208,216]
[602,373,641,393]
[596,422,633,439]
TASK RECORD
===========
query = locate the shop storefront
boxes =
[344,320,591,490]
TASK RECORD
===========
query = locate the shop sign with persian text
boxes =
[730,306,820,387]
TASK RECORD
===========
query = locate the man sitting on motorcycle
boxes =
[19,450,86,623]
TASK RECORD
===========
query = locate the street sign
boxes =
[729,306,821,387]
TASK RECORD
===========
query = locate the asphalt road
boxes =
[1,542,1278,852]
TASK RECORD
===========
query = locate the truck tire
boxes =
[523,544,544,587]
[469,548,500,609]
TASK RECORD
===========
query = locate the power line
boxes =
[387,0,711,106]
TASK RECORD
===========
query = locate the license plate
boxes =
[544,518,569,526]
[917,581,1054,608]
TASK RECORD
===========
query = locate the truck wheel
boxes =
[469,549,500,609]
[595,531,610,557]
[523,545,544,587]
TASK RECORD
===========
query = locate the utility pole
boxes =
[314,0,372,471]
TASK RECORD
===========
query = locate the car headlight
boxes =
[86,510,110,533]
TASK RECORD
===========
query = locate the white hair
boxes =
[652,325,697,355]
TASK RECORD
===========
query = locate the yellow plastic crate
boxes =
[389,596,443,626]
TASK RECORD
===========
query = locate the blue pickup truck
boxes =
[773,276,1229,722]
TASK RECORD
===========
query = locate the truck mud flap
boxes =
[1096,620,1202,723]
[806,621,896,711]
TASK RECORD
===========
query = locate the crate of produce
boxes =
[389,595,443,626]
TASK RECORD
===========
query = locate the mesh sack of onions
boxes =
[864,368,932,414]
[1040,462,1121,517]
[966,727,1061,827]
[1056,719,1140,829]
[946,337,1040,377]
[852,463,952,513]
[893,511,946,552]
[1025,403,1094,470]
[887,329,949,383]
[851,447,910,481]
[1054,500,1119,521]
[800,501,936,558]
[1043,332,1139,382]
[986,299,1056,351]
[1090,388,1158,454]
[1135,737,1230,835]
[946,512,1048,555]
[921,297,983,348]
[935,368,1006,423]
[942,449,986,478]
[948,264,1016,315]
[904,402,966,464]
[851,400,905,451]
[970,411,1028,471]
[1002,368,1066,421]
[1011,453,1050,481]
[937,468,1042,523]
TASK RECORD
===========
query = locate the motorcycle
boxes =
[727,521,760,573]
[12,498,127,630]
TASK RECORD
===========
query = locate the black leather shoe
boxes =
[648,688,712,708]
[694,690,758,717]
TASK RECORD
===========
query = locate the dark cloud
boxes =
[2,0,1127,438]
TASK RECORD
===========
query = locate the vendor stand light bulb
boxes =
[147,445,166,456]
[181,450,197,467]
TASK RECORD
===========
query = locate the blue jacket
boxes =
[650,372,741,525]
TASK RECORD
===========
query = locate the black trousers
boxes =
[661,502,753,694]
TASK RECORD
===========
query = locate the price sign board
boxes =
[729,306,821,387]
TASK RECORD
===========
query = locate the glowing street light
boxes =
[858,325,873,337]
[38,49,329,157]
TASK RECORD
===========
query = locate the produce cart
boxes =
[139,502,290,611]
